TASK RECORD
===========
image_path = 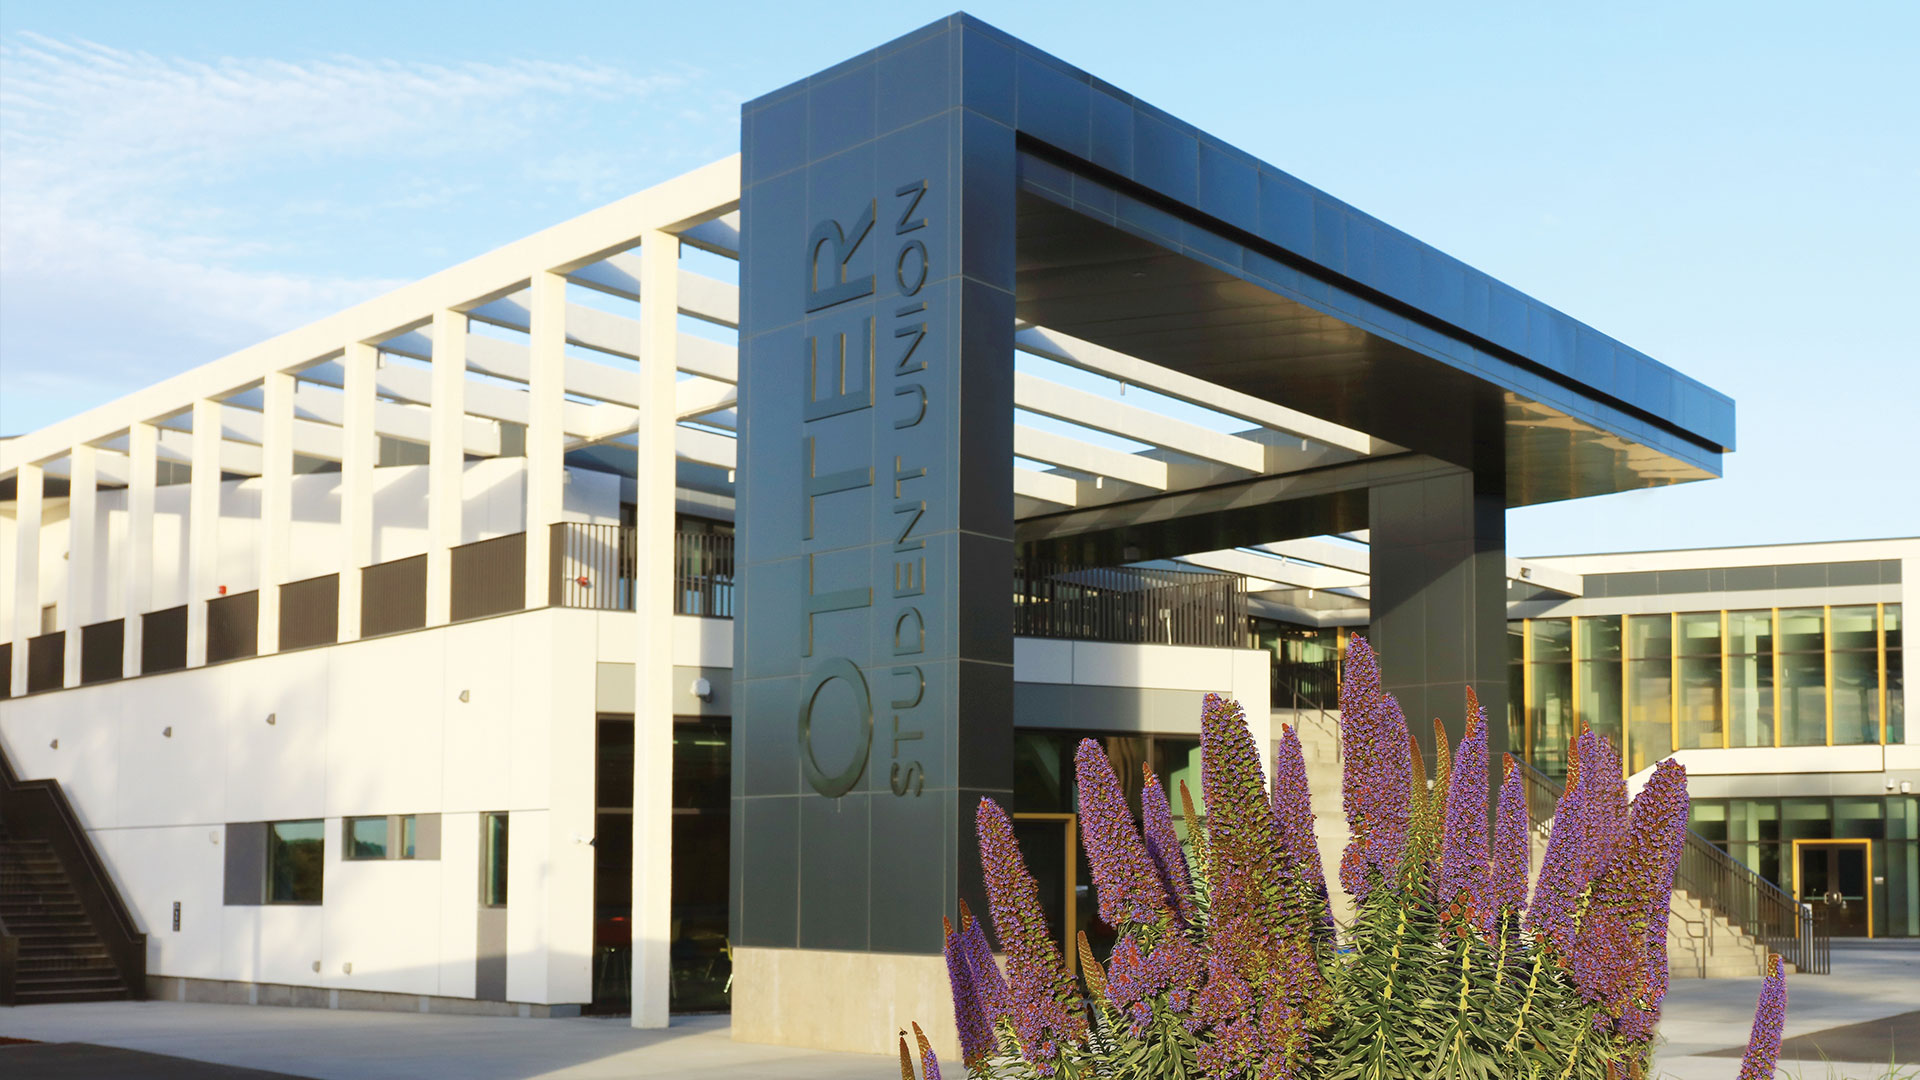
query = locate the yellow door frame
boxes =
[1012,811,1080,972]
[1790,837,1874,939]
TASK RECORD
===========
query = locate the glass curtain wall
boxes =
[1691,795,1920,938]
[1513,604,1903,774]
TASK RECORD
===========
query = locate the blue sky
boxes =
[1,0,1914,556]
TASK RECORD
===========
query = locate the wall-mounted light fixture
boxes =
[162,726,173,738]
[49,738,58,750]
[692,677,714,702]
[342,962,353,975]
[459,690,470,703]
[265,713,277,726]
[312,961,321,973]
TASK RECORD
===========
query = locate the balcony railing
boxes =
[1015,561,1247,648]
[549,523,734,617]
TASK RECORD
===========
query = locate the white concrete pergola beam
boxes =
[1013,426,1168,491]
[569,258,740,329]
[464,296,738,386]
[1014,324,1382,457]
[1013,467,1080,507]
[1,155,741,475]
[1012,371,1266,472]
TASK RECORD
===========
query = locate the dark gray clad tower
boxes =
[731,14,1731,1046]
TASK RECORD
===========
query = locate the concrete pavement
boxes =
[2,942,1913,1080]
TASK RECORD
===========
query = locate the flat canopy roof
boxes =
[761,13,1736,508]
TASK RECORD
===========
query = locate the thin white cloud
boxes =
[0,33,730,433]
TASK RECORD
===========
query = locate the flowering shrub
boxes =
[928,635,1791,1080]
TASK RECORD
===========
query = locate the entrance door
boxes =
[1796,840,1872,937]
[1011,813,1080,973]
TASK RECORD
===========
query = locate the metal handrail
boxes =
[0,741,147,1000]
[1015,561,1246,648]
[1513,757,1825,975]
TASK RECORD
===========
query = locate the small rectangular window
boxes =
[346,816,388,860]
[267,820,324,904]
[482,812,509,907]
[345,815,420,860]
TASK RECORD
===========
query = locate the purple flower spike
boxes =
[1738,955,1789,1080]
[943,915,995,1066]
[1140,764,1195,925]
[1593,758,1690,1039]
[1528,728,1626,955]
[1336,637,1412,902]
[1436,696,1490,911]
[1271,724,1331,926]
[1484,754,1530,934]
[1075,739,1170,927]
[959,899,1013,1022]
[976,797,1088,1067]
[912,1022,941,1080]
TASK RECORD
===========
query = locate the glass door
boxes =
[1011,813,1079,973]
[1795,840,1873,937]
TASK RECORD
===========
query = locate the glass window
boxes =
[267,820,324,904]
[1833,797,1885,840]
[1532,618,1571,661]
[400,815,417,859]
[1626,614,1672,774]
[483,812,509,907]
[347,816,387,860]
[1507,623,1526,762]
[1889,604,1904,744]
[1830,607,1880,746]
[1675,613,1722,749]
[1575,616,1623,751]
[673,717,730,812]
[1778,607,1825,653]
[1529,620,1574,778]
[1727,610,1775,748]
[1690,799,1728,846]
[1779,650,1827,746]
[1781,798,1830,842]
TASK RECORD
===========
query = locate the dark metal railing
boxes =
[25,632,64,693]
[79,619,124,685]
[207,590,259,663]
[1014,561,1247,648]
[675,531,734,617]
[549,524,735,617]
[279,573,340,650]
[450,532,526,622]
[1514,757,1826,976]
[361,555,427,637]
[141,605,188,675]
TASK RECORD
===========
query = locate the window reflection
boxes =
[1626,615,1672,774]
[1779,608,1826,746]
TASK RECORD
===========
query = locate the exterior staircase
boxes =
[0,825,131,1002]
[1270,704,1815,979]
[0,742,145,1005]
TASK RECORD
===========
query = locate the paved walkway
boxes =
[2,943,1913,1080]
[0,1007,897,1080]
[1650,941,1920,1079]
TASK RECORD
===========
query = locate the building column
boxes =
[257,371,294,655]
[63,445,98,687]
[1367,465,1511,770]
[426,310,467,627]
[123,422,157,678]
[186,399,222,668]
[10,462,43,695]
[337,342,377,643]
[524,272,566,609]
[630,232,677,1029]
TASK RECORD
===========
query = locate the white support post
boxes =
[426,311,467,626]
[186,398,221,668]
[338,343,378,643]
[257,370,295,655]
[524,272,566,610]
[123,422,157,677]
[63,445,98,687]
[631,231,677,1029]
[11,462,43,695]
